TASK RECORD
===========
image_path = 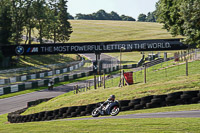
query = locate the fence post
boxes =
[186,59,188,76]
[88,82,90,90]
[122,70,125,86]
[103,73,106,89]
[144,64,147,84]
[76,85,79,94]
[94,75,97,89]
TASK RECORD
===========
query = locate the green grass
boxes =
[68,20,181,42]
[22,60,200,115]
[0,113,200,133]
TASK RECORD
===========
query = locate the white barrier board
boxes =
[31,74,36,79]
[56,70,60,74]
[40,73,45,78]
[63,68,67,73]
[21,76,27,81]
[0,88,3,95]
[70,67,73,71]
[48,71,53,76]
[11,85,18,93]
[10,77,16,83]
[0,79,5,85]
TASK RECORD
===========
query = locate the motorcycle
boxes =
[91,101,120,117]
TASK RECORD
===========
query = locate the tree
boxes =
[10,0,27,45]
[121,15,136,21]
[146,12,156,22]
[24,0,36,45]
[138,13,147,22]
[156,0,200,47]
[32,0,47,44]
[110,11,121,20]
[0,0,12,45]
[57,0,72,43]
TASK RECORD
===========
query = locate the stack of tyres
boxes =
[181,91,199,104]
[128,98,141,110]
[119,100,131,111]
[139,95,153,109]
[146,95,167,108]
[166,92,183,105]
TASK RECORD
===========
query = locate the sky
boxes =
[68,0,159,19]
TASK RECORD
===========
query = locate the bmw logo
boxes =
[15,46,24,55]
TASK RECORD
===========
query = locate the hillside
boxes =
[68,20,181,42]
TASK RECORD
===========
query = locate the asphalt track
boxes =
[62,110,200,121]
[0,53,117,115]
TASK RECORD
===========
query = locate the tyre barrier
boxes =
[27,97,53,107]
[8,90,200,123]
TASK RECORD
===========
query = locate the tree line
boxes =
[156,0,200,47]
[71,9,136,21]
[69,9,157,22]
[0,0,72,46]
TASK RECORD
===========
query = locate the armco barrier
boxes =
[7,90,200,123]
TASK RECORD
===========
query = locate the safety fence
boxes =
[7,90,200,123]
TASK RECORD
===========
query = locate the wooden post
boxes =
[94,75,97,89]
[99,75,102,87]
[186,59,188,76]
[88,82,90,90]
[103,73,106,89]
[144,64,147,83]
[76,85,78,94]
[122,70,125,86]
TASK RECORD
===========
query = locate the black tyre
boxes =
[146,102,157,108]
[59,107,68,114]
[121,106,131,111]
[167,92,183,98]
[110,106,120,116]
[141,96,153,101]
[67,106,77,113]
[166,96,177,102]
[153,95,167,100]
[151,98,162,104]
[183,91,199,97]
[130,99,141,105]
[191,97,200,103]
[71,112,77,117]
[119,100,130,107]
[91,108,100,117]
[181,94,192,99]
[134,104,143,110]
[80,111,87,116]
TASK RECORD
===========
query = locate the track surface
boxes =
[0,53,117,115]
[62,110,200,121]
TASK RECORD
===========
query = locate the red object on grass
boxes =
[123,72,133,85]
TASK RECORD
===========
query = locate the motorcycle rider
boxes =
[102,95,116,115]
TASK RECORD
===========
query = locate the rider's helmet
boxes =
[109,95,115,101]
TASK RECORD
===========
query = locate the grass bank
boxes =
[69,20,181,42]
[0,113,199,133]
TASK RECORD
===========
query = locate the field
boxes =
[68,20,181,42]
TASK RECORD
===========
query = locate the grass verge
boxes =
[0,113,200,133]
